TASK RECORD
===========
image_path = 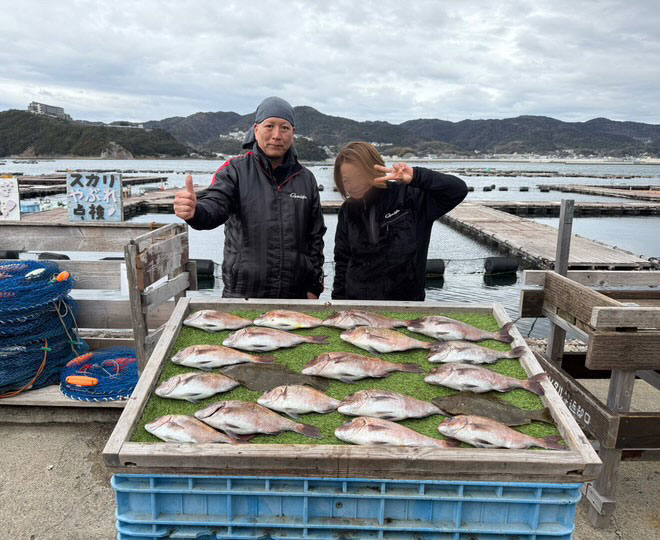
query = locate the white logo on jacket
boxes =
[290,193,308,200]
[384,209,400,219]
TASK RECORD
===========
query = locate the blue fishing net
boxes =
[59,348,138,401]
[0,260,88,396]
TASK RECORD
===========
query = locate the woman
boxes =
[332,142,467,301]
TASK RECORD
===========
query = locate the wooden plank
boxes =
[0,222,158,251]
[0,259,122,289]
[586,331,660,369]
[543,308,590,342]
[116,443,596,482]
[547,200,573,365]
[85,337,135,350]
[133,222,183,251]
[103,297,190,467]
[519,287,544,318]
[636,370,660,390]
[126,242,149,371]
[534,352,618,447]
[142,273,190,311]
[134,232,189,289]
[543,272,621,327]
[524,270,660,287]
[0,385,124,408]
[616,413,660,449]
[591,306,660,329]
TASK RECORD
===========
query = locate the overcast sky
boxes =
[1,1,659,124]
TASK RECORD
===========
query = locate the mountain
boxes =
[146,107,660,157]
[0,110,192,158]
[400,115,660,156]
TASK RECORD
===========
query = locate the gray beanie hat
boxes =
[242,96,295,149]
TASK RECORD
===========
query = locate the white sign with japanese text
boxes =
[0,176,20,221]
[66,172,123,222]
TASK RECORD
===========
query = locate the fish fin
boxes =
[400,363,424,373]
[533,407,555,424]
[252,355,275,364]
[373,395,397,401]
[367,424,389,432]
[307,335,329,345]
[229,433,256,444]
[285,411,301,421]
[496,322,514,343]
[508,346,526,358]
[185,397,201,404]
[295,423,322,439]
[439,438,460,448]
[338,377,357,384]
[539,434,565,450]
[525,373,547,396]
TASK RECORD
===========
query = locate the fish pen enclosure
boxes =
[520,270,660,527]
[0,222,196,421]
[104,298,599,540]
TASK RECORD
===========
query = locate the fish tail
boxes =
[406,318,422,329]
[306,335,329,345]
[295,423,322,439]
[496,322,514,343]
[507,345,526,358]
[399,363,424,373]
[524,373,546,396]
[252,354,275,364]
[538,434,564,450]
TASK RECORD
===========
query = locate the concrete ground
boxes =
[0,379,658,540]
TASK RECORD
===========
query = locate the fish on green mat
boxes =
[254,310,324,330]
[322,310,407,329]
[145,414,247,444]
[154,372,240,403]
[195,400,322,439]
[432,392,554,426]
[223,327,329,352]
[183,310,252,332]
[408,316,514,343]
[302,352,423,383]
[220,363,330,392]
[257,385,340,419]
[336,417,458,447]
[437,415,564,450]
[338,389,442,421]
[340,327,432,353]
[428,342,526,364]
[172,344,274,370]
[425,363,546,396]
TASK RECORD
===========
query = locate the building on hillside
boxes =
[27,101,72,120]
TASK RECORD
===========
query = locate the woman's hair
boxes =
[333,141,385,197]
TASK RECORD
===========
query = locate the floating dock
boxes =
[17,175,167,198]
[483,200,660,217]
[441,203,651,270]
[538,183,660,202]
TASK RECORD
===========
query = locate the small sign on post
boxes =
[0,176,20,221]
[66,171,123,222]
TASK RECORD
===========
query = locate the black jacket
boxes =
[332,167,467,301]
[186,143,326,298]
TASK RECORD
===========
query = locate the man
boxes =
[174,96,326,299]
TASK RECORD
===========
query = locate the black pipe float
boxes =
[484,256,520,274]
[425,259,445,277]
[519,186,529,192]
[38,252,70,260]
[498,186,508,191]
[318,184,324,191]
[0,250,19,259]
[467,186,475,192]
[483,186,492,192]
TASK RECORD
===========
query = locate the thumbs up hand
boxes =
[174,174,197,220]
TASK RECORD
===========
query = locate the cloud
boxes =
[1,0,659,123]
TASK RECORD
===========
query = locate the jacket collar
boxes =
[253,142,301,179]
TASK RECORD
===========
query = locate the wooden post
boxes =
[125,240,149,373]
[546,199,574,365]
[586,369,636,527]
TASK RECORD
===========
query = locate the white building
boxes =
[27,101,72,120]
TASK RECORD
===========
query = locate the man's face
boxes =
[254,117,295,159]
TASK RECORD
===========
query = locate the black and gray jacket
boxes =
[186,143,326,299]
[332,167,467,301]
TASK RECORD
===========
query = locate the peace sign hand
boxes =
[373,163,414,185]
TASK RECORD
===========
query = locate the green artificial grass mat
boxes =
[132,310,561,446]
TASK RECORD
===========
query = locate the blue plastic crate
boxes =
[113,475,582,540]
